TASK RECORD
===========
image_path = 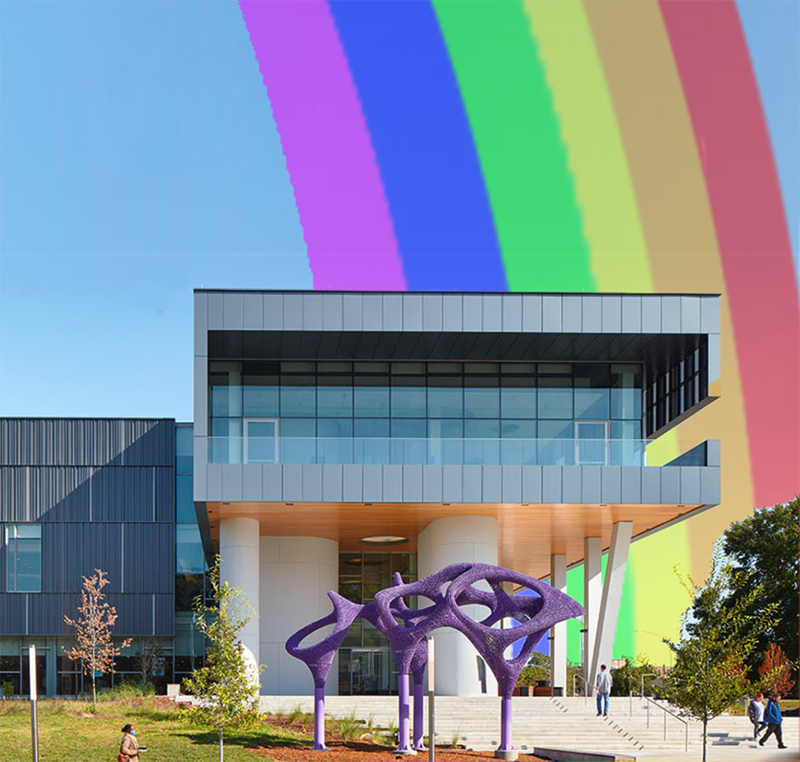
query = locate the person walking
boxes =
[119,723,141,761]
[759,694,788,749]
[747,692,767,740]
[595,664,613,717]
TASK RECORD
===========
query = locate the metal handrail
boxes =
[641,695,689,753]
[571,672,588,706]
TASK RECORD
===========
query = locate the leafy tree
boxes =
[609,654,660,697]
[62,568,131,708]
[663,543,778,761]
[181,559,263,761]
[759,643,796,697]
[516,652,550,687]
[138,637,164,689]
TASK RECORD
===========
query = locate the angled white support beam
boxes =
[550,554,567,693]
[583,537,602,695]
[590,521,634,687]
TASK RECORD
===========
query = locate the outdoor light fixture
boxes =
[359,535,408,546]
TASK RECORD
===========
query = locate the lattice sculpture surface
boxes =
[286,562,584,755]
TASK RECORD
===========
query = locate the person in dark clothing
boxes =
[759,694,787,749]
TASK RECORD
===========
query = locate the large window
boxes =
[5,524,41,593]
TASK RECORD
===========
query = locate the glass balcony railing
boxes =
[204,436,701,468]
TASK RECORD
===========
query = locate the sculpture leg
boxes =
[313,684,327,750]
[396,673,415,753]
[494,696,518,760]
[412,679,425,750]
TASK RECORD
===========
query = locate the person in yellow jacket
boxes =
[119,724,140,761]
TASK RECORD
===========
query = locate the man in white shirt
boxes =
[595,664,613,717]
[748,692,767,740]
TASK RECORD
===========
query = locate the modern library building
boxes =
[0,290,721,698]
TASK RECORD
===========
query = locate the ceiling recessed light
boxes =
[360,535,408,547]
[599,504,608,507]
[285,503,294,506]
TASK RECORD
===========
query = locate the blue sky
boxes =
[1,0,797,421]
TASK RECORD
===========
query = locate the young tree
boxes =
[759,643,796,697]
[181,559,263,762]
[139,637,164,690]
[663,543,779,761]
[62,568,131,708]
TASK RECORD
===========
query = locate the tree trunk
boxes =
[702,718,707,762]
[92,674,97,710]
[219,725,224,762]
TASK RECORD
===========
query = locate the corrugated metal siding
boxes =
[0,467,94,522]
[124,524,175,595]
[0,594,26,635]
[0,419,175,467]
[42,523,123,593]
[90,467,163,522]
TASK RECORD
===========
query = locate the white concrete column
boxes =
[549,554,567,694]
[219,517,261,683]
[583,537,602,695]
[260,537,339,696]
[417,515,499,697]
[590,522,633,684]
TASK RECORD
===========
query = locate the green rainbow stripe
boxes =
[432,0,594,292]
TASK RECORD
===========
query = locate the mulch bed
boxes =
[249,741,546,760]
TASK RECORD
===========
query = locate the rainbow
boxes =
[239,0,800,662]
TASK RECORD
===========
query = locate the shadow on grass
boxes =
[184,724,311,751]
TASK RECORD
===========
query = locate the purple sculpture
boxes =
[286,562,583,757]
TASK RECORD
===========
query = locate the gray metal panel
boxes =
[680,296,701,334]
[522,466,542,503]
[562,465,581,503]
[423,294,443,332]
[402,465,422,502]
[343,294,363,331]
[363,294,383,331]
[284,293,304,330]
[621,467,642,504]
[322,293,343,331]
[223,292,244,330]
[641,296,661,333]
[443,294,463,332]
[283,464,303,501]
[302,464,323,502]
[243,465,262,502]
[262,465,282,501]
[243,292,263,330]
[462,466,482,502]
[194,291,208,356]
[219,465,241,502]
[303,293,324,331]
[701,468,721,504]
[383,465,402,502]
[502,465,522,503]
[706,440,721,467]
[264,292,283,330]
[483,465,502,503]
[581,296,602,333]
[194,356,208,437]
[383,294,402,331]
[542,466,562,503]
[700,296,720,334]
[343,465,363,502]
[641,468,661,504]
[680,467,701,504]
[661,296,681,333]
[542,295,562,332]
[562,296,582,333]
[600,466,621,504]
[522,295,542,332]
[581,466,602,503]
[502,294,522,332]
[442,466,463,503]
[601,296,622,334]
[363,466,383,502]
[322,465,343,502]
[422,466,443,502]
[621,295,642,333]
[403,294,423,331]
[660,468,681,504]
[483,295,502,331]
[463,294,483,331]
[207,292,224,329]
[708,334,721,384]
[194,437,208,502]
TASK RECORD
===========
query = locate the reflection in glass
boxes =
[538,389,573,419]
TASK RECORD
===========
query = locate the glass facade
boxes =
[209,361,643,465]
[5,524,41,593]
[337,551,416,695]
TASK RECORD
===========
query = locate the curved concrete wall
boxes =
[259,536,339,696]
[418,515,499,697]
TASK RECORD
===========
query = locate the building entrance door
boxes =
[574,421,609,465]
[244,418,279,463]
[351,648,392,695]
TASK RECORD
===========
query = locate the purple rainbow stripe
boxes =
[239,0,406,290]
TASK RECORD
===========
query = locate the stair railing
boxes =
[571,672,588,706]
[642,695,689,753]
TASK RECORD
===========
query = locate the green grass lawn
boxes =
[0,698,308,762]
